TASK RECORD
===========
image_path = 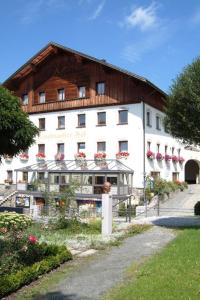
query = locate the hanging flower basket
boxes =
[172,155,178,163]
[75,152,86,161]
[178,157,185,164]
[156,153,164,161]
[36,152,46,161]
[164,154,171,162]
[94,152,106,161]
[19,153,29,162]
[4,155,13,163]
[146,150,155,160]
[116,151,129,160]
[55,153,64,161]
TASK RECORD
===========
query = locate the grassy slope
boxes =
[106,228,200,300]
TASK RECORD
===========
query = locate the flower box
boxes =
[4,155,13,163]
[55,153,64,161]
[172,155,178,163]
[94,152,106,161]
[164,154,171,162]
[116,151,129,159]
[19,153,29,162]
[178,157,185,164]
[156,153,164,161]
[146,150,155,160]
[36,152,46,161]
[75,152,86,160]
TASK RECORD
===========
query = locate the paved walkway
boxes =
[36,227,175,300]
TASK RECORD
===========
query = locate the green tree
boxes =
[165,57,200,145]
[0,86,38,159]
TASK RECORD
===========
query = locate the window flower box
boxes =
[55,153,64,161]
[116,151,129,159]
[75,152,86,160]
[164,154,171,162]
[19,153,29,162]
[36,152,46,161]
[94,152,106,161]
[172,155,178,163]
[178,157,185,164]
[156,153,164,161]
[146,150,155,160]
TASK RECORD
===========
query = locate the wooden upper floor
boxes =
[3,42,166,114]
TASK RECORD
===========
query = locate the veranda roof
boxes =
[15,159,134,174]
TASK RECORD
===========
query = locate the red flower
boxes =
[146,150,155,159]
[36,152,46,158]
[28,235,38,244]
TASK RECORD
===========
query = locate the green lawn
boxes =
[105,228,200,300]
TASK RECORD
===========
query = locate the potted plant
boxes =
[116,151,129,159]
[178,156,185,164]
[146,150,155,160]
[156,153,164,161]
[75,152,86,161]
[36,152,46,161]
[172,155,178,163]
[94,152,106,161]
[19,153,29,162]
[55,153,64,161]
[4,155,13,163]
[164,154,171,162]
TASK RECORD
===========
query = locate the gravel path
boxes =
[37,227,175,300]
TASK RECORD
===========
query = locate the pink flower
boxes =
[156,153,164,160]
[28,235,38,244]
[146,150,155,160]
[172,155,178,163]
[164,154,171,161]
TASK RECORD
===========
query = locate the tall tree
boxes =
[0,86,38,159]
[165,57,200,145]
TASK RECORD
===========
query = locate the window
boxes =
[157,144,160,152]
[57,143,64,154]
[22,94,28,105]
[22,171,28,182]
[78,142,85,152]
[57,88,65,101]
[78,114,85,127]
[97,142,106,152]
[119,110,128,124]
[147,141,151,150]
[96,82,105,95]
[156,115,161,130]
[39,118,45,130]
[165,145,168,154]
[178,149,181,156]
[38,172,45,181]
[38,144,45,154]
[172,147,175,155]
[151,172,160,180]
[172,172,179,182]
[97,112,106,125]
[78,86,86,98]
[119,141,128,152]
[58,116,65,129]
[146,111,151,127]
[7,170,13,181]
[39,92,45,103]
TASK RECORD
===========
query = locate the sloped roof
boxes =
[4,42,166,97]
[15,159,134,174]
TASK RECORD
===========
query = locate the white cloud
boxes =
[123,2,158,31]
[89,0,105,20]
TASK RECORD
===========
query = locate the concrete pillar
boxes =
[102,193,112,236]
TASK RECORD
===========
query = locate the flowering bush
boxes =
[164,154,171,161]
[36,152,46,160]
[28,235,38,244]
[116,151,129,159]
[172,155,178,163]
[55,153,64,161]
[94,152,106,160]
[156,153,164,161]
[75,152,86,160]
[146,150,155,160]
[0,212,32,232]
[178,156,185,163]
[19,153,29,161]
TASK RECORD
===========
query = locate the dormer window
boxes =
[78,86,86,98]
[58,88,65,101]
[39,92,45,103]
[22,94,28,105]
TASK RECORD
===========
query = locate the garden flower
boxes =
[28,235,38,244]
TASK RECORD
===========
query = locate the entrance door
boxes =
[185,160,199,184]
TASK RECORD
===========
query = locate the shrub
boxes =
[0,212,32,232]
[194,202,200,216]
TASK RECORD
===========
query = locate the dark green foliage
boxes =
[0,86,38,158]
[194,201,200,215]
[165,57,200,144]
[0,245,72,298]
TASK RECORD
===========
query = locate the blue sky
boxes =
[1,0,200,92]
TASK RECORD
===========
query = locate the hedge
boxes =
[0,245,72,298]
